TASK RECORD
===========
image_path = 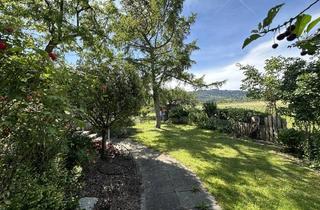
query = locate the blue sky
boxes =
[179,0,320,89]
[66,0,320,90]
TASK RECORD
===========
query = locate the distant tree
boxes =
[243,0,320,55]
[114,0,222,128]
[160,87,197,111]
[69,61,144,158]
[239,56,284,114]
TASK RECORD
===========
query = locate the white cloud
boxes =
[190,40,304,90]
[166,40,307,90]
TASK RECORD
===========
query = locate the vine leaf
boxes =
[306,16,320,33]
[294,14,312,36]
[262,3,285,28]
[242,34,261,49]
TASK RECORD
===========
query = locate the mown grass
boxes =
[133,121,320,210]
[218,101,268,112]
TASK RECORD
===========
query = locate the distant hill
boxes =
[192,89,247,102]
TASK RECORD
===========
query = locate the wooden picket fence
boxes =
[232,115,287,142]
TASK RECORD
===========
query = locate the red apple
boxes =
[0,41,7,50]
[48,52,57,61]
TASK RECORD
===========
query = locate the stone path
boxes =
[79,130,221,210]
[119,139,221,210]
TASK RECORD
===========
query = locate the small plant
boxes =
[203,101,217,117]
[278,128,304,157]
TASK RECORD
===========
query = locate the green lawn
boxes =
[133,121,320,210]
[218,100,268,113]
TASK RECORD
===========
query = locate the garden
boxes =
[1,0,320,210]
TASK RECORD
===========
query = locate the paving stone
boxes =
[118,139,222,210]
[146,192,181,210]
[79,197,98,210]
[177,191,214,210]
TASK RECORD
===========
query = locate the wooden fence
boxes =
[232,115,286,142]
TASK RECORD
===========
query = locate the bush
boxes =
[111,118,136,138]
[215,118,233,133]
[203,101,217,117]
[168,105,189,124]
[188,108,205,125]
[302,131,320,163]
[0,164,79,210]
[195,115,217,130]
[65,131,95,170]
[217,108,267,123]
[278,128,304,157]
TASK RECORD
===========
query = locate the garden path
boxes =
[119,139,221,210]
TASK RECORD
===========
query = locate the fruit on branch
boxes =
[276,33,286,40]
[286,25,296,32]
[272,43,279,49]
[286,33,297,41]
[48,52,57,61]
[0,41,7,50]
[284,30,291,37]
[300,50,308,56]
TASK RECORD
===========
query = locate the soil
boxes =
[80,151,141,210]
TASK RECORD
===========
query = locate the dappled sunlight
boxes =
[133,121,320,210]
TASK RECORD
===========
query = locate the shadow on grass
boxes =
[133,123,320,210]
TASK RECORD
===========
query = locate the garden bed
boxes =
[80,150,141,210]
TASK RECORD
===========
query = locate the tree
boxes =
[239,56,284,114]
[243,0,320,55]
[69,60,144,158]
[1,0,116,54]
[160,87,197,111]
[0,2,117,207]
[114,0,221,128]
[280,58,320,159]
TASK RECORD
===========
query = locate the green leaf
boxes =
[294,14,312,36]
[242,34,261,49]
[262,3,285,28]
[306,16,320,33]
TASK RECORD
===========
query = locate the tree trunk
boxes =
[153,86,161,129]
[107,127,111,142]
[101,129,106,159]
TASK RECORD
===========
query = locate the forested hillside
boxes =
[193,89,247,102]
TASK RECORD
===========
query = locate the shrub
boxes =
[278,128,304,157]
[168,105,189,124]
[111,118,136,138]
[195,116,217,130]
[0,164,79,210]
[217,108,267,123]
[188,108,205,125]
[215,118,233,133]
[203,101,217,117]
[65,131,95,170]
[302,131,320,163]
